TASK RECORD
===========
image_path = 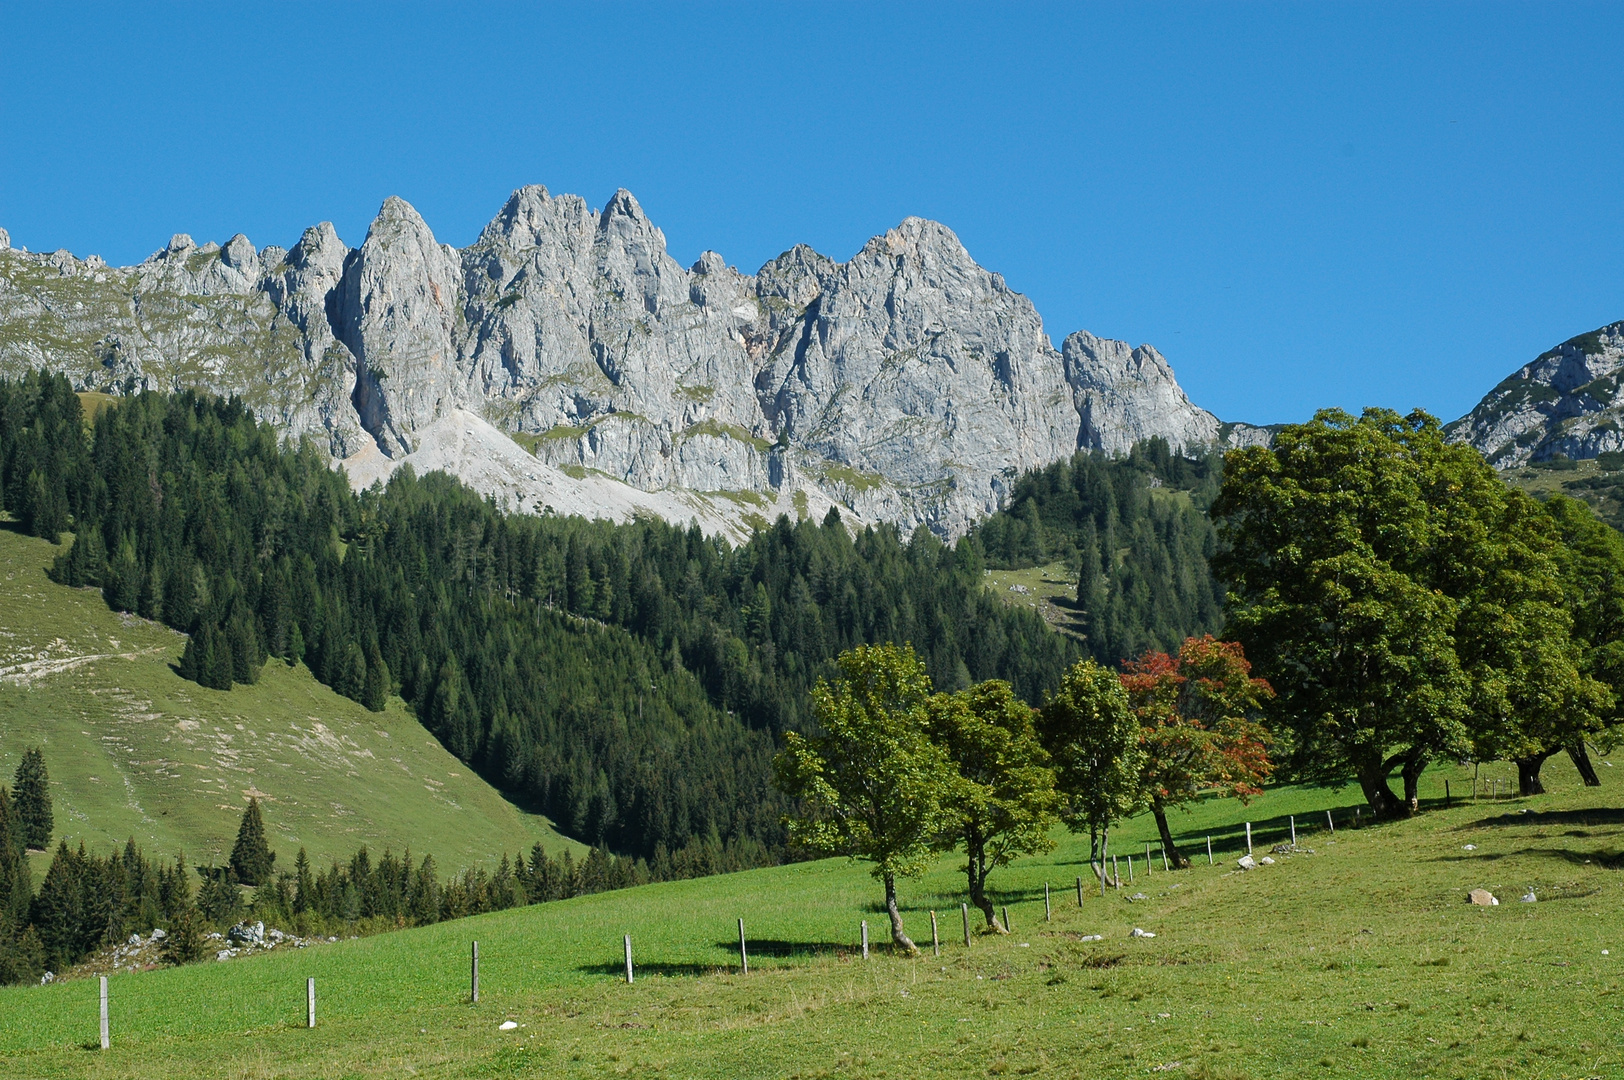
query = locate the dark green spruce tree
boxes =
[228,799,275,886]
[0,786,41,984]
[13,748,52,851]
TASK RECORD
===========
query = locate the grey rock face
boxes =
[1062,331,1221,454]
[340,197,464,455]
[0,186,1248,537]
[1449,322,1624,466]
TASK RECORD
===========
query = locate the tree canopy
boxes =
[229,798,276,886]
[774,643,960,953]
[925,680,1058,930]
[1037,658,1144,870]
[1120,636,1272,867]
[1214,408,1614,813]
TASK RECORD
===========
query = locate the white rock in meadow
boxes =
[499,1021,519,1031]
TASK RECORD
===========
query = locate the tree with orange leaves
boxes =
[1120,635,1274,869]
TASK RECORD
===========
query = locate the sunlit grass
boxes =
[1,753,1615,1078]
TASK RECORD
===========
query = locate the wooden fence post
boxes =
[624,935,634,984]
[1145,842,1152,874]
[931,910,940,956]
[471,940,479,1003]
[1044,883,1051,922]
[1161,847,1170,872]
[1206,836,1213,865]
[307,977,316,1028]
[1245,822,1253,854]
[861,920,869,959]
[1075,876,1083,906]
[962,903,971,947]
[99,976,109,1050]
[1290,815,1297,847]
[739,918,748,975]
[1002,906,1011,934]
[1326,810,1335,834]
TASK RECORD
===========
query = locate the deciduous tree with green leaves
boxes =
[1037,658,1144,877]
[1120,636,1273,868]
[925,680,1058,931]
[1545,492,1624,784]
[1213,409,1477,818]
[1447,489,1611,795]
[774,643,959,954]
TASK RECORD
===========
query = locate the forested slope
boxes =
[972,438,1225,664]
[0,526,575,875]
[0,372,1078,865]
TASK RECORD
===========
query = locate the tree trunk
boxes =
[882,873,918,955]
[1400,753,1428,814]
[1516,752,1553,796]
[1568,742,1602,787]
[966,843,1002,931]
[1150,801,1190,869]
[1354,761,1408,820]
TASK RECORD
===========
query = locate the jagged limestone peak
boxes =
[0,183,1248,540]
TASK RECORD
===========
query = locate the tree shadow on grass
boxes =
[1455,808,1624,831]
[576,938,857,977]
[894,888,1046,914]
[576,961,725,977]
[728,938,850,958]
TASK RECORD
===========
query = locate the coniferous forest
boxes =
[972,438,1226,664]
[0,371,1089,867]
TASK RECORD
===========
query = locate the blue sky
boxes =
[2,3,1620,426]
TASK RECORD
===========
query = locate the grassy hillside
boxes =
[1503,456,1624,531]
[983,563,1087,642]
[0,753,1614,1078]
[0,525,581,877]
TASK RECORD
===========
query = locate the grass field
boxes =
[0,525,579,877]
[0,751,1614,1079]
[984,564,1087,641]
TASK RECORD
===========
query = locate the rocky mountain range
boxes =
[0,187,1265,539]
[1448,322,1624,467]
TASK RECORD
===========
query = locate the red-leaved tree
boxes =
[1120,635,1274,868]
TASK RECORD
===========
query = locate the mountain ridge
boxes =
[0,187,1266,539]
[1449,320,1624,467]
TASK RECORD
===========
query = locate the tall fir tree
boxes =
[196,865,242,925]
[161,895,205,966]
[228,799,275,886]
[12,748,52,851]
[30,842,83,972]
